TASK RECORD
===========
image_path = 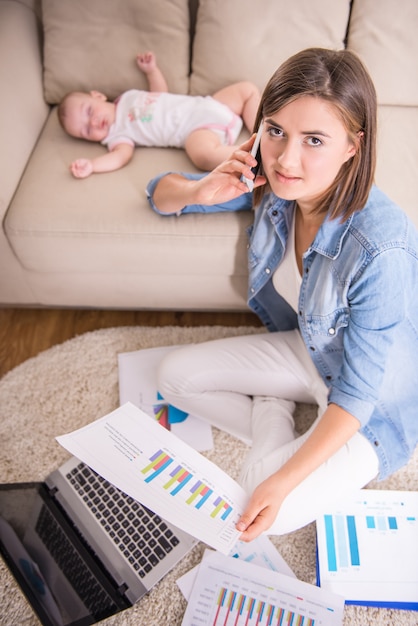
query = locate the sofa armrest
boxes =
[0,0,49,221]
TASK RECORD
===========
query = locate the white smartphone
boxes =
[241,120,264,192]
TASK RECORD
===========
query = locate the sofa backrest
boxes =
[40,0,418,110]
[188,0,351,96]
[42,0,191,104]
[346,0,418,107]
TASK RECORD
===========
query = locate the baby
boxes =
[58,51,260,178]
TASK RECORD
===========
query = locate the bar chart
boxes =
[213,587,316,625]
[316,489,418,607]
[181,550,344,626]
[141,449,234,520]
[57,402,247,553]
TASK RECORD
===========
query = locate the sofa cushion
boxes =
[4,109,253,282]
[42,0,191,104]
[189,0,351,96]
[347,0,418,106]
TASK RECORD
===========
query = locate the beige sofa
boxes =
[1,0,417,311]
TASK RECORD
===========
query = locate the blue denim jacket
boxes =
[146,172,252,215]
[248,185,418,479]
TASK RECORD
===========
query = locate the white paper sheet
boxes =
[316,489,418,608]
[56,402,247,553]
[181,550,344,625]
[118,346,213,451]
[176,535,296,601]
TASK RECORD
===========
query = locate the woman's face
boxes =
[260,95,357,213]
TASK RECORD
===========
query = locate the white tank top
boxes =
[272,210,301,311]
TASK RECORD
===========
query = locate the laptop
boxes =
[0,456,197,626]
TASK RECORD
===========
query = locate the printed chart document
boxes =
[56,402,247,553]
[316,489,418,609]
[181,550,344,626]
[118,345,213,451]
[177,535,296,601]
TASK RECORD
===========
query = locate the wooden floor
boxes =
[0,308,262,378]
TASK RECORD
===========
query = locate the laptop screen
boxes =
[0,482,129,626]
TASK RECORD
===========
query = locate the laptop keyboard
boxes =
[35,504,118,619]
[67,462,181,579]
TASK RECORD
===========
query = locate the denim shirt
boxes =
[146,172,252,215]
[248,185,418,479]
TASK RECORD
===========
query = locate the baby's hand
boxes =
[70,158,94,179]
[136,51,157,74]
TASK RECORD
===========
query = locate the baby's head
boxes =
[58,90,116,142]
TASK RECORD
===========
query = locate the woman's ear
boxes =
[345,130,364,162]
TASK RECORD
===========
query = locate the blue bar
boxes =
[221,506,232,521]
[249,598,255,618]
[377,516,387,530]
[346,516,360,566]
[388,516,398,530]
[366,515,375,529]
[195,489,213,508]
[239,595,245,615]
[336,515,349,568]
[324,515,337,572]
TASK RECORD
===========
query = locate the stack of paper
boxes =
[180,549,344,625]
[57,403,345,625]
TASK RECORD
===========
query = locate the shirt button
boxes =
[265,268,271,274]
[328,328,335,335]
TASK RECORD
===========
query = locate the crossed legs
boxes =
[157,330,379,533]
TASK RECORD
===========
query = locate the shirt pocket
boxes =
[304,308,350,354]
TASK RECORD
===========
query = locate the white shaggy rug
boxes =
[0,325,417,626]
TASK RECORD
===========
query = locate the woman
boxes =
[152,48,418,541]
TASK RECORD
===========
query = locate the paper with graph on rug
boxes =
[181,550,344,626]
[316,489,418,610]
[117,345,214,451]
[56,402,247,553]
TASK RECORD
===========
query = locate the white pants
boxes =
[157,330,379,534]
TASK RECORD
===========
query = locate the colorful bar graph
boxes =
[212,588,315,625]
[163,464,193,495]
[141,449,173,482]
[141,449,236,524]
[211,496,233,520]
[323,514,360,571]
[186,480,214,508]
[366,515,399,531]
[323,511,402,574]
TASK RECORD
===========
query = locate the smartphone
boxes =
[241,120,263,192]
